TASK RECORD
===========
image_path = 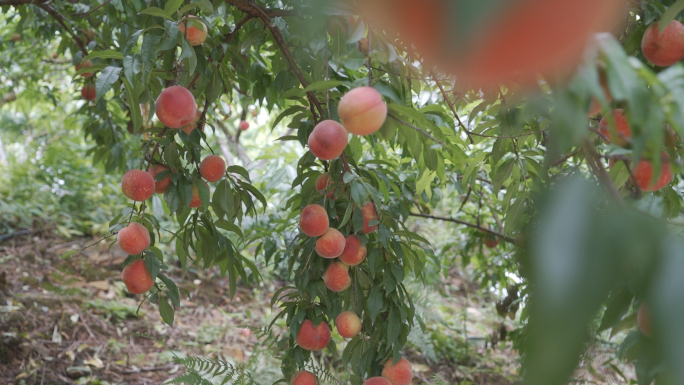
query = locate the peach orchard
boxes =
[5,0,684,385]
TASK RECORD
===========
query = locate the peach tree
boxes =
[4,0,684,384]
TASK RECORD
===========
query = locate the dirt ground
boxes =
[0,231,629,385]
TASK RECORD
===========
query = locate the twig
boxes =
[35,3,88,56]
[71,0,111,17]
[580,140,623,203]
[388,113,445,146]
[409,212,516,244]
[431,71,474,144]
[0,229,31,241]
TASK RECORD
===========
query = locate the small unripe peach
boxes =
[641,20,684,67]
[308,120,348,160]
[148,164,171,194]
[336,311,362,338]
[598,109,631,147]
[81,83,96,101]
[637,302,652,337]
[290,370,317,385]
[315,172,344,198]
[155,86,197,129]
[121,169,155,201]
[178,15,208,46]
[338,87,387,136]
[121,259,155,294]
[632,155,673,192]
[117,222,150,255]
[200,155,226,182]
[360,202,378,234]
[322,261,351,292]
[189,181,209,208]
[300,204,329,237]
[182,110,203,135]
[363,377,392,385]
[239,120,249,131]
[315,227,346,258]
[296,319,331,351]
[339,235,367,266]
[358,37,370,55]
[75,59,94,78]
[381,358,413,385]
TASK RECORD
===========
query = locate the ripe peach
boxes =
[338,87,387,136]
[291,370,317,385]
[75,59,94,78]
[322,261,351,292]
[178,15,208,46]
[315,173,344,198]
[296,319,331,351]
[483,234,499,248]
[339,235,367,266]
[121,169,155,201]
[315,227,346,258]
[358,0,626,89]
[363,378,392,385]
[360,202,378,234]
[381,358,413,385]
[632,154,673,192]
[300,204,329,237]
[637,302,652,337]
[121,259,155,294]
[598,109,631,147]
[200,155,226,182]
[308,120,348,160]
[336,311,362,338]
[189,181,209,208]
[155,86,197,129]
[641,20,684,67]
[148,164,171,194]
[81,83,96,101]
[240,120,249,130]
[117,222,150,255]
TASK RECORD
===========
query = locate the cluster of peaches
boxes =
[116,84,227,294]
[585,20,684,193]
[291,87,413,385]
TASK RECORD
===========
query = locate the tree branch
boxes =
[388,113,445,146]
[431,71,474,144]
[409,212,517,244]
[34,3,88,56]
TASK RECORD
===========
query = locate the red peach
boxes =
[178,15,208,46]
[483,234,499,248]
[641,20,684,67]
[296,319,331,351]
[338,87,387,136]
[339,235,367,266]
[308,120,348,160]
[381,358,413,385]
[200,155,226,182]
[155,86,197,129]
[637,302,652,337]
[598,109,631,146]
[322,261,351,292]
[75,59,94,78]
[315,227,346,258]
[81,83,96,101]
[117,222,151,255]
[336,311,362,338]
[363,377,392,385]
[121,169,155,201]
[240,120,249,131]
[121,259,155,294]
[290,370,317,385]
[148,164,171,194]
[300,204,329,237]
[190,181,209,208]
[360,202,378,234]
[632,154,673,192]
[182,109,203,135]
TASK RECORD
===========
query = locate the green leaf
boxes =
[158,273,181,307]
[95,66,122,103]
[84,50,123,61]
[366,286,383,325]
[163,0,184,15]
[159,295,175,326]
[140,7,173,20]
[123,78,142,133]
[660,0,684,32]
[598,288,633,332]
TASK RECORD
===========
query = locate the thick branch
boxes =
[409,212,517,245]
[36,3,88,56]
